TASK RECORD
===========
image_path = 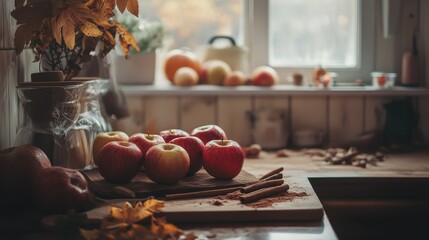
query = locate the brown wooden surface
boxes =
[86,175,324,223]
[243,150,429,178]
[83,169,258,199]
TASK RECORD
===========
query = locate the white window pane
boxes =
[269,0,358,68]
[137,0,244,49]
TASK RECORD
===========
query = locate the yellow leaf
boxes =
[126,0,139,17]
[151,217,182,237]
[62,12,76,49]
[108,200,163,224]
[144,198,165,212]
[104,30,115,46]
[116,0,128,13]
[79,20,103,37]
[80,228,101,240]
[51,16,62,45]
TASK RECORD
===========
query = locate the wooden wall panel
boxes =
[218,97,252,147]
[253,96,290,148]
[142,97,178,134]
[110,97,144,136]
[329,97,364,147]
[364,97,390,132]
[179,96,216,133]
[291,97,327,144]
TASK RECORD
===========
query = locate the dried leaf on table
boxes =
[80,228,101,240]
[109,198,164,224]
[81,198,192,240]
[151,217,182,238]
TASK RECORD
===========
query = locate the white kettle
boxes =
[203,35,249,73]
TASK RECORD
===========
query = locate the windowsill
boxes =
[120,84,429,97]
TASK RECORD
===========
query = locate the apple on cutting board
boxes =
[92,131,129,166]
[98,141,143,183]
[144,143,190,184]
[170,136,205,176]
[159,129,190,143]
[129,133,165,157]
[191,124,227,144]
[203,139,245,180]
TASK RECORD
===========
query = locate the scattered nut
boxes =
[244,144,262,158]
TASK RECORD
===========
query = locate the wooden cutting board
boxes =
[82,169,258,199]
[86,175,324,222]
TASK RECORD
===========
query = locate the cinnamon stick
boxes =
[260,173,283,182]
[239,184,290,204]
[241,179,284,193]
[165,186,242,200]
[259,167,284,180]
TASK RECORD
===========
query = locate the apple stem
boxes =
[146,132,151,137]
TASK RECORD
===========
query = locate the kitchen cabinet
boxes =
[117,85,429,147]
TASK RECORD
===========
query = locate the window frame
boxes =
[246,0,376,83]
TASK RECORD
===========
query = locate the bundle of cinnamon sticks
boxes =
[165,167,288,204]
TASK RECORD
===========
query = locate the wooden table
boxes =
[2,150,429,239]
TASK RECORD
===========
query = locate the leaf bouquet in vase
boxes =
[11,0,141,168]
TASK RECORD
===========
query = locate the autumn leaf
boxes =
[11,5,49,25]
[14,24,33,55]
[113,20,140,58]
[79,20,103,37]
[116,0,128,13]
[80,228,101,240]
[126,0,139,17]
[144,197,165,211]
[109,199,164,225]
[62,12,76,49]
[15,0,25,8]
[151,217,182,238]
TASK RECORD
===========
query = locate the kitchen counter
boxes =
[2,150,428,239]
[163,150,429,240]
[240,149,429,240]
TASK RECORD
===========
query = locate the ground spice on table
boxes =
[214,190,308,208]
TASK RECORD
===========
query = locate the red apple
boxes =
[203,139,245,180]
[224,70,247,86]
[191,124,227,144]
[159,129,190,143]
[129,133,165,157]
[200,60,232,85]
[0,145,52,208]
[98,141,143,183]
[173,67,199,86]
[170,136,205,176]
[93,131,129,166]
[251,66,279,86]
[33,167,91,213]
[144,143,190,184]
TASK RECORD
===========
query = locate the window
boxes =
[137,0,244,50]
[135,0,375,83]
[269,0,358,68]
[250,0,375,83]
